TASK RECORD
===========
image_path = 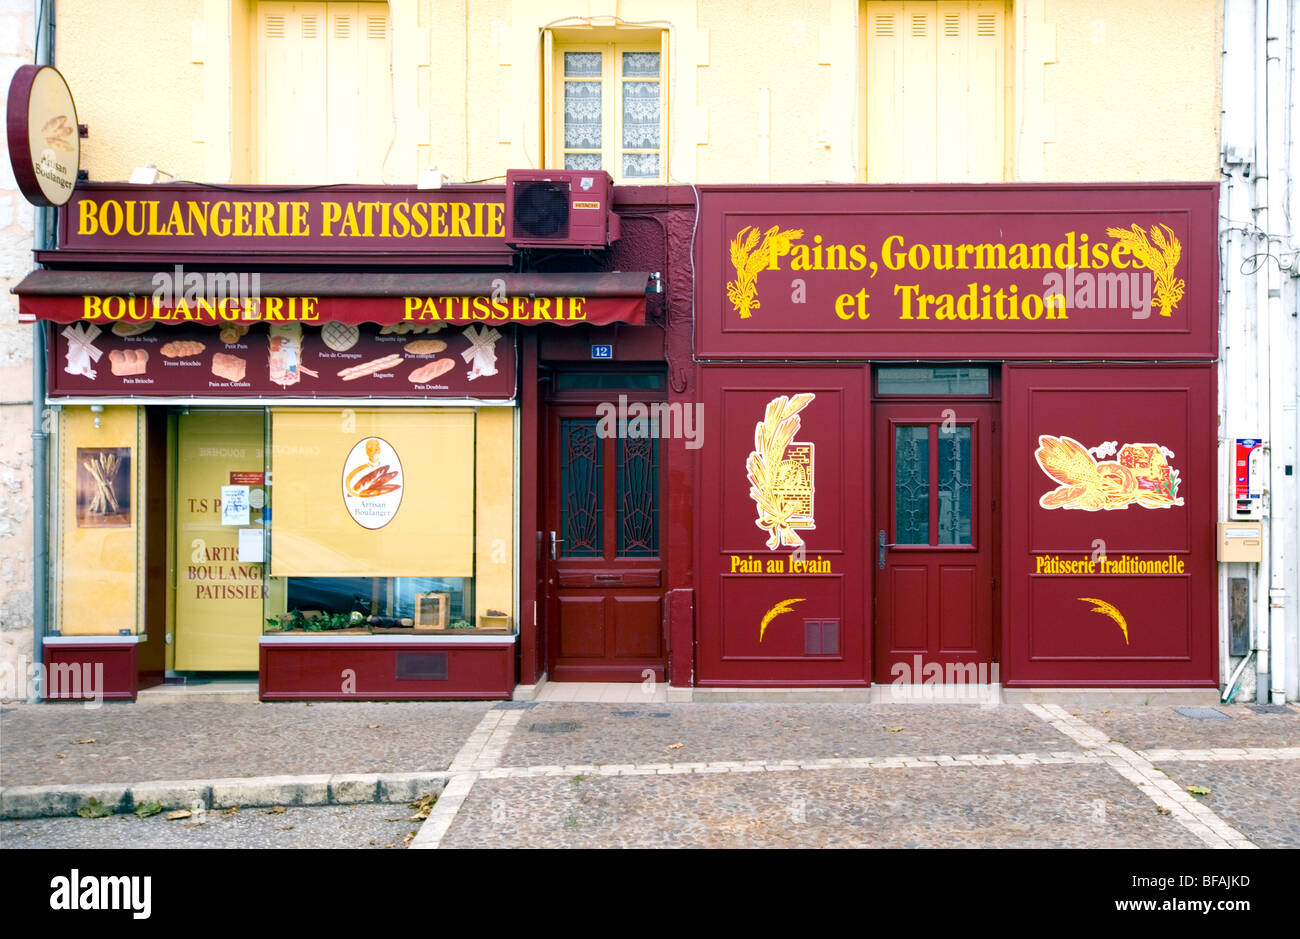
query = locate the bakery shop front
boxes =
[690,183,1220,692]
[18,180,665,701]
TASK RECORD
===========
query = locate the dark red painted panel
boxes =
[258,642,514,699]
[613,596,663,658]
[1001,364,1216,686]
[694,184,1218,360]
[43,643,137,701]
[696,365,869,685]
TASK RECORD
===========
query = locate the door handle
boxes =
[550,530,562,560]
[877,530,897,570]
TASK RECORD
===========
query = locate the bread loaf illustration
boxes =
[211,353,247,382]
[112,322,154,337]
[109,348,149,376]
[160,340,205,358]
[219,323,250,344]
[404,339,447,355]
[408,359,456,383]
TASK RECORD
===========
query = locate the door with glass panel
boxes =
[873,403,996,683]
[544,383,667,681]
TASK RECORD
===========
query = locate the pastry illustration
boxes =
[112,321,154,337]
[379,322,445,336]
[109,349,149,376]
[268,323,318,386]
[408,359,455,383]
[160,340,205,358]
[211,353,247,382]
[338,354,403,381]
[321,321,360,351]
[62,323,103,379]
[220,323,250,344]
[404,339,447,355]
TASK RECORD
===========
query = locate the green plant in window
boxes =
[448,619,474,630]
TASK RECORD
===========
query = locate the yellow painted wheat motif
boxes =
[1105,223,1185,317]
[727,225,804,319]
[1077,597,1130,645]
[747,393,815,550]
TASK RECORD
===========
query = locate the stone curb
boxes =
[0,772,450,820]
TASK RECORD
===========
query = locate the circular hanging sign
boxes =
[6,64,80,207]
[341,437,403,530]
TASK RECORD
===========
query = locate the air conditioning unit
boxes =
[505,169,621,250]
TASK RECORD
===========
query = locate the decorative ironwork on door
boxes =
[560,419,601,557]
[616,437,659,557]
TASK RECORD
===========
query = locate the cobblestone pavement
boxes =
[2,698,1296,849]
[0,701,492,786]
[440,764,1204,849]
[499,702,1068,767]
[1154,760,1300,850]
[1068,705,1298,750]
[0,804,420,849]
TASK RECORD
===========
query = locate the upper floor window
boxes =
[863,1,1008,182]
[253,1,391,183]
[546,33,667,183]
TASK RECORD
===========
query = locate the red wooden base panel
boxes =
[42,643,138,701]
[258,641,516,700]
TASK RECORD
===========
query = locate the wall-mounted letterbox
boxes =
[1218,522,1263,563]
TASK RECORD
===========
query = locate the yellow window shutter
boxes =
[865,2,906,183]
[324,3,391,182]
[964,0,1005,181]
[900,2,939,182]
[867,1,1005,182]
[258,2,328,184]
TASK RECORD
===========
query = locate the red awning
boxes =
[14,270,650,327]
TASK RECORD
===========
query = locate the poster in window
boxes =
[75,446,131,528]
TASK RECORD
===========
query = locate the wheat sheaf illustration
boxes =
[727,225,804,319]
[747,393,815,550]
[1105,223,1184,317]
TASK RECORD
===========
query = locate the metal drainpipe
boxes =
[28,0,54,703]
[1253,0,1273,704]
[1264,0,1290,703]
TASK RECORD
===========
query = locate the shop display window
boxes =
[48,405,147,637]
[262,406,515,635]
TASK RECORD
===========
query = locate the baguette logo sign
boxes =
[342,437,403,529]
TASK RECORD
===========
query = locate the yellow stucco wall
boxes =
[54,0,1220,186]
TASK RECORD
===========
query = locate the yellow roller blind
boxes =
[865,1,1006,182]
[269,409,475,577]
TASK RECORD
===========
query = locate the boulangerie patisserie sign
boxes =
[49,321,516,399]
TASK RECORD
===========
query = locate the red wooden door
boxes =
[544,402,667,681]
[873,403,996,684]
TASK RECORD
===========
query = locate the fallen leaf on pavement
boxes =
[135,801,163,818]
[274,825,294,831]
[164,810,192,820]
[885,726,904,733]
[77,798,113,819]
[183,821,205,828]
[57,753,66,759]
[366,724,381,729]
[1186,785,1211,796]
[408,793,438,821]
[261,806,287,815]
[667,742,684,750]
[402,831,416,848]
[1156,806,1171,815]
[222,806,240,816]
[72,738,95,745]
